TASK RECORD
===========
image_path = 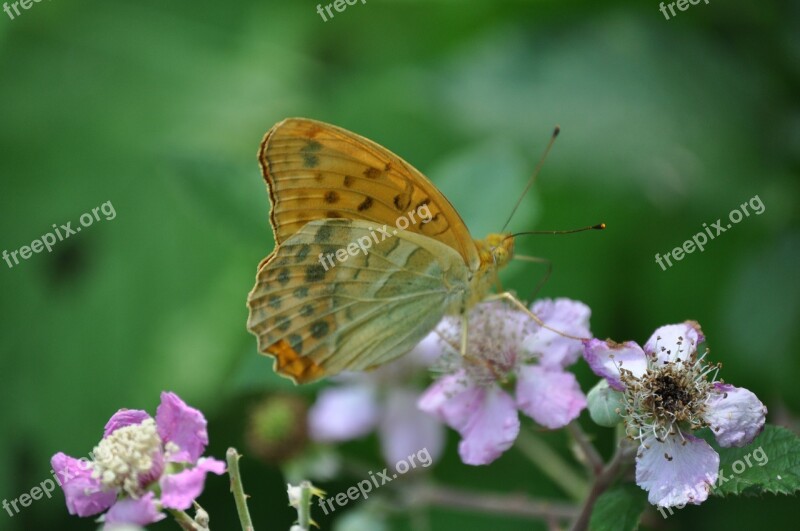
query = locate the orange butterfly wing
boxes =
[257,117,481,269]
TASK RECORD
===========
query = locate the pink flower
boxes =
[418,299,591,465]
[51,392,225,529]
[583,321,767,508]
[307,335,446,467]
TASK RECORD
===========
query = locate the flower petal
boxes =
[582,339,647,390]
[456,385,519,465]
[636,433,718,507]
[643,321,704,365]
[103,492,164,527]
[516,366,586,429]
[308,385,379,441]
[407,329,447,367]
[156,392,209,463]
[704,383,767,447]
[525,298,591,368]
[419,373,519,465]
[160,457,226,510]
[417,371,475,433]
[378,388,444,467]
[50,453,117,517]
[104,410,151,437]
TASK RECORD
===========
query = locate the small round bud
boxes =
[587,379,625,427]
[246,394,308,463]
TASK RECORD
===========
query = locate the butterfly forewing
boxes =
[247,219,469,383]
[259,118,481,269]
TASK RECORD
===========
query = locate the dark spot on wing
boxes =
[277,269,290,285]
[294,287,309,298]
[301,140,323,153]
[303,154,319,168]
[305,264,326,282]
[343,175,354,187]
[268,295,281,309]
[295,244,310,262]
[357,196,373,211]
[276,316,291,331]
[325,191,339,204]
[300,304,314,317]
[363,167,381,179]
[288,334,303,355]
[311,320,330,339]
[315,224,334,242]
[394,194,410,211]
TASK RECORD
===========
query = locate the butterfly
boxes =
[247,118,527,384]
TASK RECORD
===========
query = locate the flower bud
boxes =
[587,379,625,427]
[246,394,309,463]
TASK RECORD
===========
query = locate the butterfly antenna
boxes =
[501,125,560,233]
[506,223,606,239]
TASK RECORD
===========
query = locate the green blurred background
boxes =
[1,0,798,529]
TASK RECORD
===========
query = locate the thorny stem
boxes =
[227,448,255,531]
[569,439,636,531]
[296,481,313,530]
[169,509,203,531]
[516,428,589,500]
[567,421,605,476]
[408,483,581,522]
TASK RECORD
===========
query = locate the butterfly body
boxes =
[247,118,514,383]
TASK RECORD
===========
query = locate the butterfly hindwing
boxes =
[247,219,469,383]
[259,118,481,270]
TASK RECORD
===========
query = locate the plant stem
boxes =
[169,509,200,530]
[516,428,589,500]
[408,483,580,521]
[227,447,255,531]
[567,421,605,476]
[569,440,635,531]
[296,481,313,530]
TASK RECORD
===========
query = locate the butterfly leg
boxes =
[485,291,590,341]
[460,312,469,357]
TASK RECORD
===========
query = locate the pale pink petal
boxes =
[417,371,475,433]
[418,371,519,465]
[160,457,226,510]
[582,339,647,390]
[103,492,164,527]
[308,385,379,441]
[525,299,591,368]
[378,388,445,466]
[643,321,704,365]
[155,392,208,463]
[456,385,519,465]
[704,383,767,447]
[104,410,151,437]
[636,433,718,507]
[516,366,586,429]
[406,330,447,367]
[51,452,117,517]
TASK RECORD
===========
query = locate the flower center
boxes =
[620,349,720,442]
[644,370,696,422]
[92,418,163,497]
[434,304,531,387]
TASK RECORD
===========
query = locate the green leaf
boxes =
[589,484,647,531]
[710,425,800,497]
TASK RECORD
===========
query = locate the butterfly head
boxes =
[478,233,515,270]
